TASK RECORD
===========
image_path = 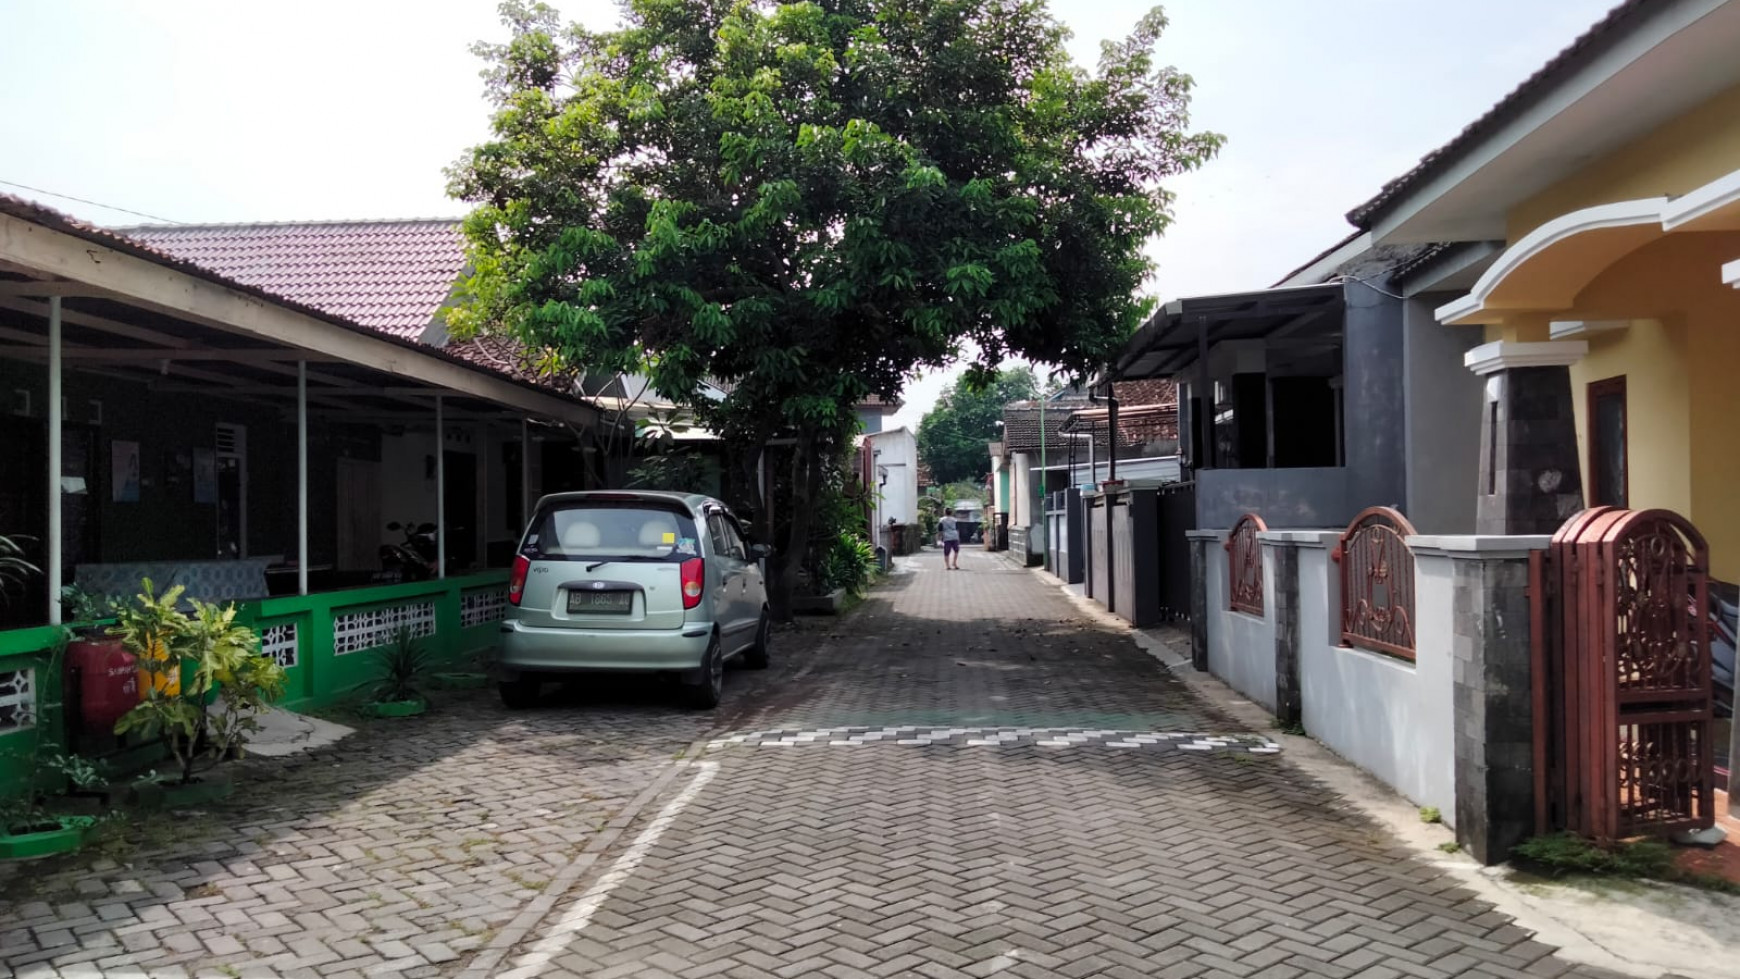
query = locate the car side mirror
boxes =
[750,544,771,559]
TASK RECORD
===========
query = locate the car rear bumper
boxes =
[498,618,713,675]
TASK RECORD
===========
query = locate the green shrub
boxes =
[1511,832,1676,879]
[819,532,877,597]
[369,627,434,704]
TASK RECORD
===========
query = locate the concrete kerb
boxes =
[1025,563,1740,979]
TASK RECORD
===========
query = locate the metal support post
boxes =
[297,361,309,595]
[47,297,62,625]
[436,395,446,579]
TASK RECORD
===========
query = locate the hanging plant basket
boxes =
[360,698,427,719]
[0,815,96,861]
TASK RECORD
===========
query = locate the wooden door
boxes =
[335,459,382,572]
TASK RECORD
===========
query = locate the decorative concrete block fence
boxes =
[1190,515,1549,864]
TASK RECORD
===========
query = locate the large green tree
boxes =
[918,368,1037,484]
[448,0,1220,616]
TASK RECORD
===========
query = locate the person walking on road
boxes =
[940,508,961,570]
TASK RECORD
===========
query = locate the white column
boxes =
[297,361,309,596]
[46,297,62,625]
[435,395,446,579]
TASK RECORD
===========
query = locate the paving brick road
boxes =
[0,681,745,978]
[2,547,1626,978]
[488,548,1623,979]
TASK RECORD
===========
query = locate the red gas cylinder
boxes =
[65,636,139,734]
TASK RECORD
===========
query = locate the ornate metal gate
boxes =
[1532,507,1716,840]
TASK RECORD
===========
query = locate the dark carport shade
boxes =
[1100,283,1346,383]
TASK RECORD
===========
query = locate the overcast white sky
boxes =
[0,0,1616,428]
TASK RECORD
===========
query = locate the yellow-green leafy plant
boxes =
[189,600,285,762]
[109,579,188,699]
[113,583,284,783]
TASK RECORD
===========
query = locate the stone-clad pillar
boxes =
[1416,536,1551,864]
[1270,543,1302,728]
[1189,535,1209,671]
[1465,342,1587,535]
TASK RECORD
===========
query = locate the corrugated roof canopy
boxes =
[1103,284,1345,383]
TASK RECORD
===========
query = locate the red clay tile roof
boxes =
[123,219,465,340]
[0,193,595,414]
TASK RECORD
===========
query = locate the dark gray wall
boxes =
[1342,280,1407,516]
[0,359,378,572]
[1195,467,1350,529]
[1403,295,1484,534]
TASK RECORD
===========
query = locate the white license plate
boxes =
[568,589,632,614]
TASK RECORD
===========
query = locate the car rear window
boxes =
[523,504,700,562]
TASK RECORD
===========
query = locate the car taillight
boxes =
[508,554,530,606]
[680,558,704,609]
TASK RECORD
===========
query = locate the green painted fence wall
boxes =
[0,572,508,800]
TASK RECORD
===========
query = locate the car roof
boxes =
[534,490,717,512]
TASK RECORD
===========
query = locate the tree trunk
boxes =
[766,428,820,622]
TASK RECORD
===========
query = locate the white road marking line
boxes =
[497,761,719,979]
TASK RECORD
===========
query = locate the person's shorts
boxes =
[943,540,960,555]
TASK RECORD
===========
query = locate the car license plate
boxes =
[568,589,632,614]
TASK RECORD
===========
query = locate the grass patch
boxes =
[506,871,549,892]
[1438,842,1462,854]
[1512,831,1740,894]
[1419,807,1443,824]
[1279,721,1306,737]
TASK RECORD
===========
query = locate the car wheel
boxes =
[684,634,724,710]
[742,609,771,670]
[499,675,542,710]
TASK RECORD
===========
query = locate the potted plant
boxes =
[1,724,103,861]
[361,627,432,717]
[60,585,137,738]
[111,582,284,805]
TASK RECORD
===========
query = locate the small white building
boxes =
[864,427,919,547]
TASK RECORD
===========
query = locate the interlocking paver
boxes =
[4,549,1641,978]
[0,675,753,977]
[484,549,1627,979]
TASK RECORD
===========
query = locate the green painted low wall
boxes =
[0,572,508,799]
[0,625,68,803]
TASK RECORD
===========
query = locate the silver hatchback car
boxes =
[498,491,771,709]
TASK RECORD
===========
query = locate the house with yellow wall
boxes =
[1352,0,1740,584]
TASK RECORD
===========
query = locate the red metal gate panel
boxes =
[1534,507,1715,840]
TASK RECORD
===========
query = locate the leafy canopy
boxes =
[917,367,1037,484]
[447,0,1222,442]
